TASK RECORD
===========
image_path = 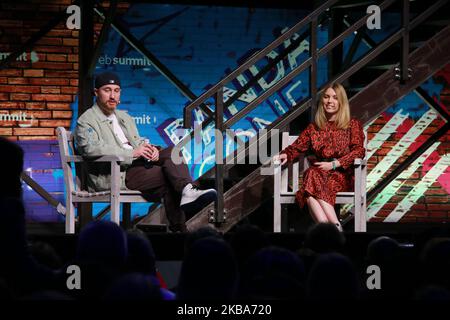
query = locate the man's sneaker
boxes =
[180,183,217,214]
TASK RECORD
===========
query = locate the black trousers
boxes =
[125,146,192,227]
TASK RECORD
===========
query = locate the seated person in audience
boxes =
[74,72,216,232]
[273,83,365,232]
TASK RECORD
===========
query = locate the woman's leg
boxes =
[306,196,328,223]
[317,199,342,231]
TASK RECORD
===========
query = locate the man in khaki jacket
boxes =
[74,72,216,232]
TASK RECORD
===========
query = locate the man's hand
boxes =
[148,145,159,162]
[132,144,153,160]
[273,153,288,166]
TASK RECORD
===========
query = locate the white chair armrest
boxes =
[88,155,127,162]
[354,158,367,166]
[64,155,128,163]
[259,159,281,176]
[63,155,84,162]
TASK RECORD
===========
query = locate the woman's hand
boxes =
[273,153,288,166]
[314,160,340,171]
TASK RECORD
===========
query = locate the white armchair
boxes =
[273,132,367,232]
[56,127,165,234]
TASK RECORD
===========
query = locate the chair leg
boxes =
[122,203,131,230]
[360,195,367,232]
[111,198,120,225]
[274,201,281,232]
[354,198,367,232]
[273,165,282,232]
[110,163,121,225]
[66,200,75,234]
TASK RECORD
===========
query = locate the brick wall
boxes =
[0,1,130,141]
[0,1,79,140]
[365,74,450,223]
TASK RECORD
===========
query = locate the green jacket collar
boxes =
[92,103,128,125]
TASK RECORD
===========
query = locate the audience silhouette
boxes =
[177,237,238,300]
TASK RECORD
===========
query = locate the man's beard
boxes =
[98,100,117,115]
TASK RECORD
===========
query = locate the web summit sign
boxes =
[98,54,152,67]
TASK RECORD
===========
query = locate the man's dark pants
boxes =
[125,146,192,230]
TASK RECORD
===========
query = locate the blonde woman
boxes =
[274,83,365,231]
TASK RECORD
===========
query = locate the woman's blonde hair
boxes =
[314,83,350,130]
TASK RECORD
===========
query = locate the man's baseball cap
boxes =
[95,72,121,89]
